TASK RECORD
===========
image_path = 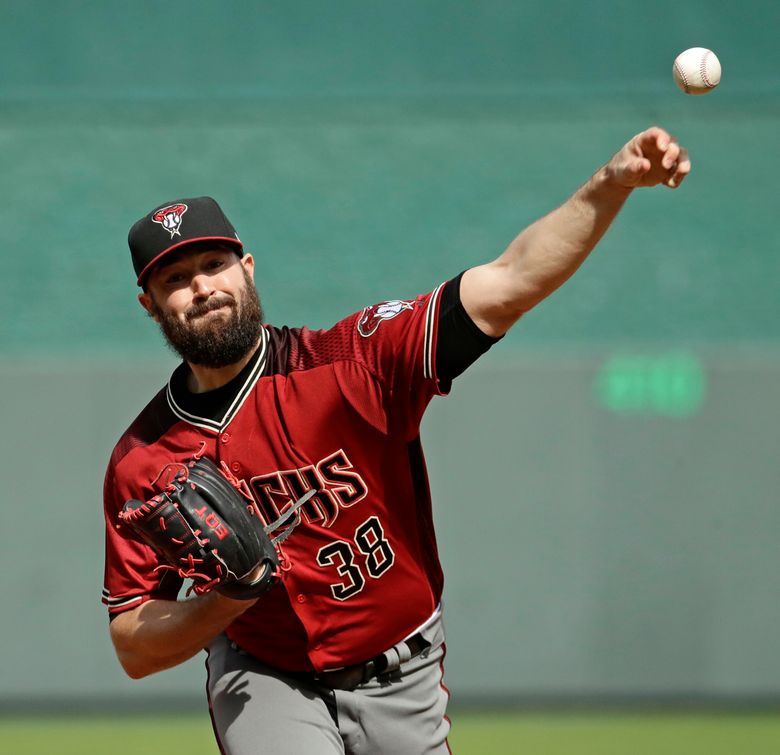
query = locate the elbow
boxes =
[118,653,155,680]
[114,643,158,679]
[110,615,159,679]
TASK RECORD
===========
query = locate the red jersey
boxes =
[103,285,448,672]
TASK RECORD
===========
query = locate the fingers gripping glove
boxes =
[120,456,281,600]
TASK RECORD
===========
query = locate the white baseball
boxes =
[672,47,721,95]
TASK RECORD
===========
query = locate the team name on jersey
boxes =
[249,449,368,529]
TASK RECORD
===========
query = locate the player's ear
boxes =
[241,253,255,280]
[138,291,159,321]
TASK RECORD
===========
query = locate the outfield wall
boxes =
[2,351,779,708]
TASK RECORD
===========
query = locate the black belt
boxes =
[311,632,430,691]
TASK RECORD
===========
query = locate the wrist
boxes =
[208,589,260,611]
[595,163,635,195]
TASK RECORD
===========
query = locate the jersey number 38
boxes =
[316,516,395,600]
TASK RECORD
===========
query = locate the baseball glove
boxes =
[120,456,305,600]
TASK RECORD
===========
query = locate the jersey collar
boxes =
[165,326,269,433]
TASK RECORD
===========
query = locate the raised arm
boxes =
[461,127,691,337]
[110,593,257,679]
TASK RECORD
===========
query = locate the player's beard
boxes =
[150,268,264,368]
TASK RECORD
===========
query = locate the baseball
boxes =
[672,47,721,95]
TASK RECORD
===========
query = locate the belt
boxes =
[311,632,431,691]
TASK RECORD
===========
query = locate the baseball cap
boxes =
[128,196,243,287]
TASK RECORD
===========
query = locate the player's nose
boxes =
[190,271,215,298]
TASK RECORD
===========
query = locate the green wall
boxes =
[1,0,778,708]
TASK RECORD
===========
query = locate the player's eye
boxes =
[164,271,187,285]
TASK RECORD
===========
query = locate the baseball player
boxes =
[103,127,690,754]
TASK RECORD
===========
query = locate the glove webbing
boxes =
[263,489,316,544]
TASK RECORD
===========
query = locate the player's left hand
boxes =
[606,127,691,190]
[120,456,281,600]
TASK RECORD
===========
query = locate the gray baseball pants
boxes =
[205,612,451,754]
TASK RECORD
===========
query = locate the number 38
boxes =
[316,516,395,600]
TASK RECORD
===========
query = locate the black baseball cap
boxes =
[128,196,243,287]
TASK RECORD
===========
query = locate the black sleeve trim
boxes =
[435,271,502,384]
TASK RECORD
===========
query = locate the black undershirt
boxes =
[169,348,262,421]
[435,271,502,386]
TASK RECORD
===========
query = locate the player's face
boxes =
[139,248,264,368]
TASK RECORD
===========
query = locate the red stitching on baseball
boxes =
[700,51,713,88]
[674,61,689,93]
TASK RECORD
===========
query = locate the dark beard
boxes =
[151,269,264,368]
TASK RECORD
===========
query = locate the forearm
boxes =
[462,165,632,336]
[110,593,256,679]
[502,166,633,308]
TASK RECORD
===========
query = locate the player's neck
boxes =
[186,338,261,394]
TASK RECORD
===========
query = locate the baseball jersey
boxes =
[103,279,494,673]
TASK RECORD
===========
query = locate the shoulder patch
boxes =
[357,300,414,337]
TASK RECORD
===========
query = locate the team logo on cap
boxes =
[151,203,188,238]
[357,300,414,337]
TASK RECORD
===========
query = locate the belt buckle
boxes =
[314,664,365,691]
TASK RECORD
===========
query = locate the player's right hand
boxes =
[606,126,691,190]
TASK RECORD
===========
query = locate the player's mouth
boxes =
[187,299,235,321]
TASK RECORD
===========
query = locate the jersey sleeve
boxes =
[101,454,182,616]
[290,283,449,441]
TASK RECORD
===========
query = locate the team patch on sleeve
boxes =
[357,300,414,337]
